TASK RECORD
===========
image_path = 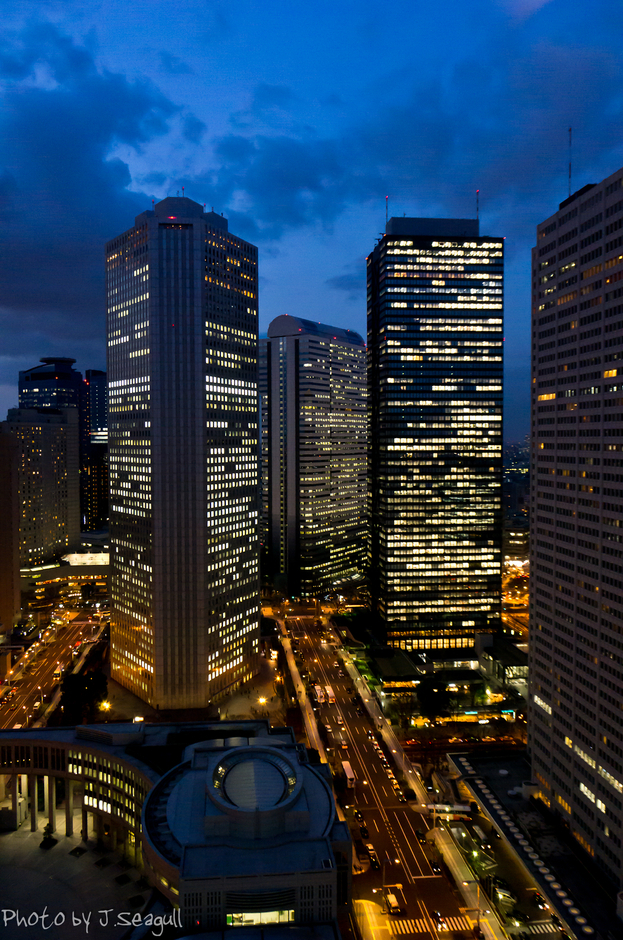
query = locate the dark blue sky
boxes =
[2,0,623,439]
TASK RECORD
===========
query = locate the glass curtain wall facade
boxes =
[261,316,367,597]
[106,197,260,709]
[529,170,623,889]
[367,217,504,650]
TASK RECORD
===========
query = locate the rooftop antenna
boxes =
[182,186,185,197]
[476,189,479,221]
[385,195,389,228]
[568,127,572,197]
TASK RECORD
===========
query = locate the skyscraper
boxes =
[106,196,260,709]
[18,357,108,530]
[529,170,623,888]
[260,316,367,597]
[367,218,504,651]
[0,430,20,636]
[19,356,83,410]
[1,407,80,566]
[83,369,108,530]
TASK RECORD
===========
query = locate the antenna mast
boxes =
[386,195,388,229]
[568,127,572,197]
[476,189,480,222]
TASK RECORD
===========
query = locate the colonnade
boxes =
[0,773,141,866]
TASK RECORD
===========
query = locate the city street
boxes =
[0,613,100,730]
[285,615,474,940]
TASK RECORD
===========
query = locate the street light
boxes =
[377,857,401,913]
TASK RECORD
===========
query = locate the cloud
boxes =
[195,23,623,255]
[0,21,182,401]
[496,0,555,20]
[158,50,193,75]
[326,272,364,298]
[183,113,206,143]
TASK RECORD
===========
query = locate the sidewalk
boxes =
[218,654,286,723]
[0,813,153,940]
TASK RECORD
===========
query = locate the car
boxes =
[351,695,358,704]
[533,893,549,910]
[336,716,344,725]
[359,824,369,838]
[354,809,364,823]
[386,893,401,914]
[367,729,375,738]
[366,844,381,869]
[356,707,363,716]
[341,740,348,751]
[432,911,448,930]
[324,724,332,733]
[333,661,339,668]
[431,862,442,874]
[397,791,407,803]
[415,829,427,844]
[347,687,353,693]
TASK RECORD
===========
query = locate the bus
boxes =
[473,825,492,850]
[315,685,325,704]
[325,685,336,704]
[342,760,355,788]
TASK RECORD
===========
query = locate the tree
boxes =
[60,670,108,724]
[416,677,451,724]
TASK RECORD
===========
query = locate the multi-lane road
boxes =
[285,615,473,939]
[0,613,100,730]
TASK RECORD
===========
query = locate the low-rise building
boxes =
[0,720,351,931]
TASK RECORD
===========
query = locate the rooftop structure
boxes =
[0,720,350,931]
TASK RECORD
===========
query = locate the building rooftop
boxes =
[385,216,480,237]
[267,315,365,346]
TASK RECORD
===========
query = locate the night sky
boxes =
[2,1,623,439]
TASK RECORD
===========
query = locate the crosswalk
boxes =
[390,916,472,934]
[528,924,559,934]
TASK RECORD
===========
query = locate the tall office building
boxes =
[260,316,366,596]
[0,431,20,636]
[19,356,83,410]
[529,169,623,888]
[83,369,108,530]
[1,408,80,566]
[106,196,260,709]
[19,357,108,530]
[367,218,504,650]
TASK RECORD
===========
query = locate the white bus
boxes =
[315,685,325,704]
[342,760,355,788]
[325,685,336,704]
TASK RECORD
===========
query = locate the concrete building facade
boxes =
[367,218,504,651]
[529,170,623,889]
[106,197,260,709]
[260,316,366,596]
